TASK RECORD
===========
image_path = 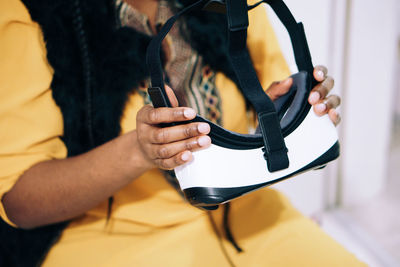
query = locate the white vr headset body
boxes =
[146,0,340,209]
[177,109,339,208]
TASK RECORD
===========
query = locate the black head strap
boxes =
[225,0,289,171]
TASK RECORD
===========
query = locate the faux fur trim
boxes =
[0,220,68,266]
[23,0,152,156]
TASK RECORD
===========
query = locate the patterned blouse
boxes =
[116,0,223,126]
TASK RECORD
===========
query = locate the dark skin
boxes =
[2,0,341,229]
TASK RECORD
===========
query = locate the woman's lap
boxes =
[43,188,366,267]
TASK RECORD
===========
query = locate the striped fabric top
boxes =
[116,0,224,125]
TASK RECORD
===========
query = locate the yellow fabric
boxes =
[0,0,366,266]
[44,190,366,267]
[0,0,67,226]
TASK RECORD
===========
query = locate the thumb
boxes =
[265,78,293,101]
[165,85,179,107]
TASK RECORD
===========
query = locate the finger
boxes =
[308,76,335,105]
[266,78,293,101]
[324,95,341,110]
[138,105,196,124]
[151,135,211,160]
[313,65,328,82]
[154,151,193,170]
[150,122,210,144]
[312,95,341,116]
[165,85,179,108]
[328,109,341,126]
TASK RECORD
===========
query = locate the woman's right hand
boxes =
[3,86,203,228]
[136,86,211,170]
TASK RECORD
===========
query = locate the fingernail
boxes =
[183,109,196,118]
[181,151,191,161]
[315,103,326,113]
[317,70,325,79]
[198,123,210,134]
[309,92,320,103]
[336,114,341,125]
[331,109,341,125]
[198,136,210,147]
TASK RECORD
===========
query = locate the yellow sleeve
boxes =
[247,2,291,89]
[0,0,67,226]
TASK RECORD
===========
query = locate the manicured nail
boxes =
[315,103,326,113]
[198,123,210,134]
[330,109,341,125]
[317,70,325,79]
[183,108,196,118]
[181,151,191,161]
[336,114,341,125]
[198,136,210,147]
[309,92,320,104]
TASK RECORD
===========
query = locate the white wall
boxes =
[339,0,399,206]
[394,12,400,117]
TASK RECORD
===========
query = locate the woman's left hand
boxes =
[266,65,341,126]
[309,65,341,125]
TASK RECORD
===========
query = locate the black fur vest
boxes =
[0,0,238,266]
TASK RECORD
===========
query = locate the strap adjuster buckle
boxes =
[148,87,171,108]
[258,111,289,172]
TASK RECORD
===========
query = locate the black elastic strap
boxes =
[226,0,248,30]
[207,211,237,267]
[148,87,171,107]
[226,0,289,171]
[259,112,289,171]
[146,0,209,107]
[259,0,314,78]
[223,203,243,253]
[205,0,314,78]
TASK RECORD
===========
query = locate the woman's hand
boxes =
[266,65,341,126]
[136,86,211,170]
[309,66,341,125]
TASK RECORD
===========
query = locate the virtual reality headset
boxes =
[146,0,340,210]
